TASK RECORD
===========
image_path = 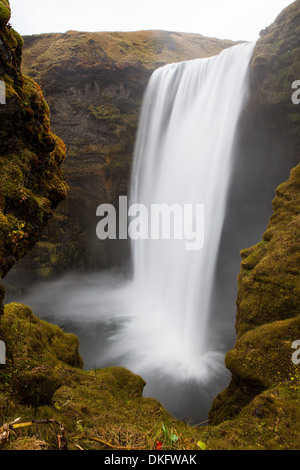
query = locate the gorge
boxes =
[17,41,256,424]
[0,0,300,450]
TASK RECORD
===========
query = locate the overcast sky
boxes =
[9,0,294,41]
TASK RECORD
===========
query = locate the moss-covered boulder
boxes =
[1,302,83,368]
[101,367,146,399]
[12,366,62,406]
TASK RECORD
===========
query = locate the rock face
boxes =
[209,164,300,424]
[0,0,67,295]
[209,0,300,425]
[8,30,238,280]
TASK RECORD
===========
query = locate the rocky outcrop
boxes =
[209,163,300,424]
[209,0,300,425]
[0,0,67,295]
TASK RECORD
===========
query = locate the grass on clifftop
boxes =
[22,30,238,79]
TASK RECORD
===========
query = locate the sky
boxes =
[9,0,295,41]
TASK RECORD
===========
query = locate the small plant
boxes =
[197,440,207,450]
[161,423,179,448]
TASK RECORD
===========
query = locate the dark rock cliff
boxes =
[0,1,67,302]
[209,0,300,426]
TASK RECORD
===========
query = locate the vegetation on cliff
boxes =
[0,296,299,450]
[0,0,68,286]
[0,302,206,450]
[208,165,300,446]
[208,0,300,439]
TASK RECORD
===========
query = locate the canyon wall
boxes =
[0,0,67,304]
[209,0,300,426]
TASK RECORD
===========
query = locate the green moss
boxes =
[1,303,83,368]
[12,366,62,406]
[11,28,24,49]
[1,301,300,450]
[207,385,300,450]
[240,242,268,271]
[88,104,121,121]
[0,0,10,28]
[99,367,146,398]
[226,315,300,388]
[210,162,300,425]
[235,163,300,335]
[0,52,68,277]
[251,0,300,108]
[0,302,203,450]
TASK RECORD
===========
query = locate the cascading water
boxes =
[20,41,255,423]
[124,42,256,383]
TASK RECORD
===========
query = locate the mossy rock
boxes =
[100,367,146,398]
[0,0,10,28]
[226,315,300,389]
[1,302,83,368]
[210,162,300,424]
[236,163,300,336]
[0,5,67,279]
[250,0,300,138]
[12,366,62,405]
[1,299,300,450]
[11,28,23,49]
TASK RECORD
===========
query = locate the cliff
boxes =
[208,0,300,433]
[0,1,67,295]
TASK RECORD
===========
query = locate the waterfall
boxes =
[119,42,255,379]
[20,41,255,422]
